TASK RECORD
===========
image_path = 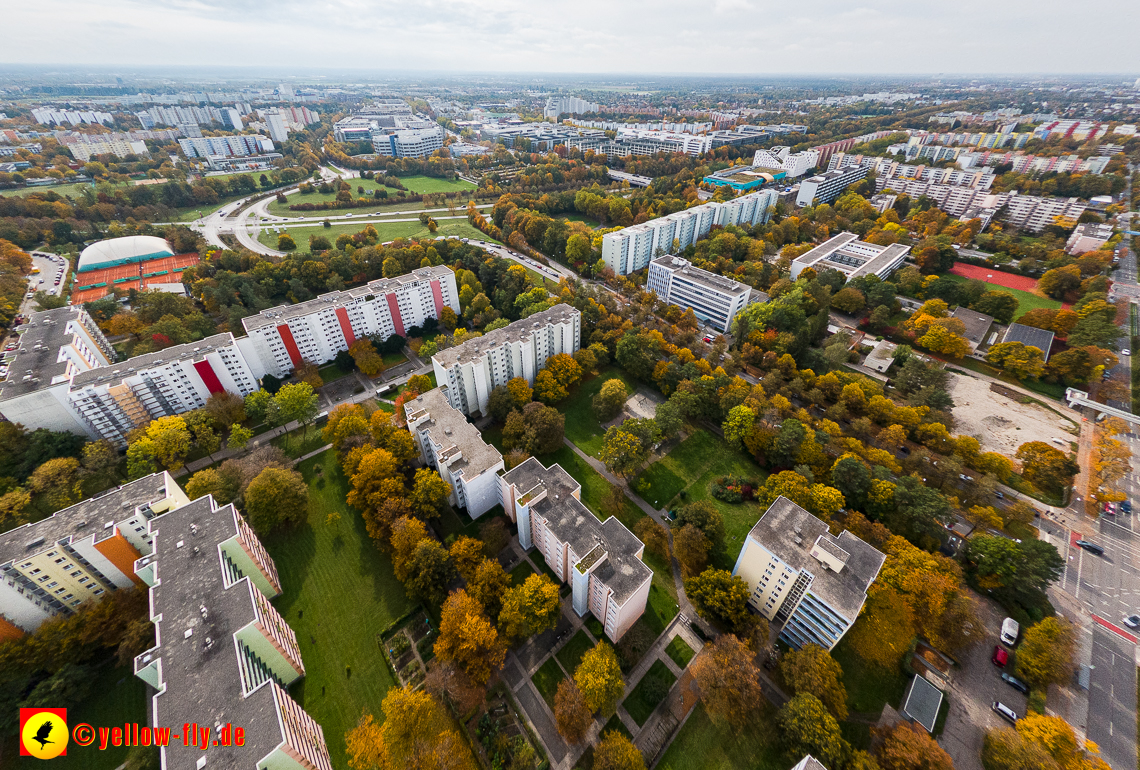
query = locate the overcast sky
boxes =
[4,0,1138,74]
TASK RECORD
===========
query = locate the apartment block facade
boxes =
[733,497,885,651]
[242,265,459,378]
[432,304,581,416]
[500,458,651,642]
[796,166,868,207]
[178,134,274,158]
[601,189,778,275]
[647,255,761,333]
[406,386,505,519]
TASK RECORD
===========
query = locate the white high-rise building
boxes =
[752,146,820,178]
[647,255,762,333]
[223,107,243,130]
[264,112,289,142]
[796,166,868,207]
[432,305,581,416]
[372,126,445,158]
[601,189,778,275]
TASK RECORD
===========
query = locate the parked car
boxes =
[1075,540,1105,556]
[995,491,1004,499]
[992,702,1018,723]
[1000,673,1029,694]
[1122,614,1140,629]
[1122,500,1132,514]
[1104,502,1117,515]
[992,646,1009,667]
[1000,617,1020,646]
[1124,349,1132,357]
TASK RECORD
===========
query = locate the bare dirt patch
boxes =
[947,373,1077,457]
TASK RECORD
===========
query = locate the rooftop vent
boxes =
[25,536,45,549]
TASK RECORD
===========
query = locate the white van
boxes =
[1000,617,1019,646]
[992,702,1018,723]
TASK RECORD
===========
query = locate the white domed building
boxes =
[77,236,175,274]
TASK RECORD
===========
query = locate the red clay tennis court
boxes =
[949,262,1039,292]
[71,254,200,303]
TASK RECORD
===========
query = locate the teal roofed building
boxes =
[703,164,787,192]
[77,236,174,273]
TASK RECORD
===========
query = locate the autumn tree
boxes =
[684,569,755,635]
[27,457,81,512]
[391,516,430,581]
[243,467,308,534]
[498,573,561,642]
[350,339,385,377]
[502,401,565,456]
[1016,617,1076,688]
[633,517,670,561]
[345,687,475,770]
[982,713,1109,770]
[673,524,709,577]
[434,589,506,686]
[691,634,765,728]
[876,721,954,770]
[409,468,451,519]
[780,644,848,721]
[845,584,916,670]
[593,732,646,770]
[574,642,625,715]
[986,342,1046,379]
[600,423,649,478]
[593,379,629,422]
[554,679,594,744]
[467,558,511,620]
[186,467,238,504]
[449,536,485,581]
[777,693,848,769]
[404,539,456,605]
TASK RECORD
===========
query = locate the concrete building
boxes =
[752,146,819,178]
[499,458,651,641]
[179,134,274,159]
[264,112,290,143]
[790,233,910,282]
[432,304,581,416]
[373,126,445,159]
[243,265,459,379]
[601,189,778,275]
[134,495,333,770]
[732,496,885,650]
[67,333,260,446]
[0,306,116,437]
[544,96,599,119]
[0,472,188,637]
[796,166,868,207]
[1002,195,1087,233]
[950,307,994,352]
[405,386,505,519]
[647,255,759,333]
[1002,323,1055,362]
[58,132,149,161]
[1066,222,1115,255]
[791,758,830,770]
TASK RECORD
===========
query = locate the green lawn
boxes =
[258,218,490,248]
[560,367,641,458]
[831,633,908,715]
[531,657,567,710]
[602,713,632,741]
[637,429,768,570]
[271,426,328,458]
[656,703,785,770]
[623,659,677,726]
[556,629,595,674]
[665,635,696,669]
[317,362,354,382]
[941,273,1063,316]
[509,559,537,586]
[12,664,147,770]
[268,177,417,215]
[263,451,410,770]
[2,181,97,199]
[395,174,477,195]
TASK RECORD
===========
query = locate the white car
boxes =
[1124,349,1132,357]
[1124,614,1140,629]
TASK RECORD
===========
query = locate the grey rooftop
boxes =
[70,332,238,387]
[406,386,503,478]
[651,255,751,297]
[431,303,578,369]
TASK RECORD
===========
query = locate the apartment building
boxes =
[67,333,260,446]
[647,255,761,333]
[956,150,1111,175]
[732,496,885,650]
[0,306,116,437]
[543,96,599,119]
[500,458,651,642]
[59,132,149,161]
[243,265,459,378]
[1066,222,1115,255]
[0,472,189,638]
[31,108,114,126]
[790,233,910,281]
[178,134,275,159]
[432,304,581,416]
[264,112,290,142]
[134,495,333,770]
[795,166,868,207]
[373,126,445,158]
[830,153,996,190]
[1002,194,1087,233]
[753,146,820,178]
[601,189,779,275]
[405,386,505,519]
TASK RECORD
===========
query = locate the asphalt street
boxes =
[1088,625,1138,770]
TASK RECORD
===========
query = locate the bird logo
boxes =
[19,708,68,759]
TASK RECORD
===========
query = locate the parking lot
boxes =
[25,250,69,306]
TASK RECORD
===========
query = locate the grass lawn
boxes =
[531,657,567,710]
[623,659,677,726]
[395,174,477,195]
[263,451,410,769]
[831,633,908,715]
[268,177,412,215]
[509,559,537,586]
[382,350,407,367]
[317,362,354,382]
[271,426,328,458]
[13,663,147,770]
[556,629,595,674]
[258,218,490,248]
[665,635,696,669]
[941,273,1062,315]
[560,367,641,458]
[656,703,785,770]
[2,181,97,199]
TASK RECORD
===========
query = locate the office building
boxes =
[243,265,459,379]
[1065,222,1115,255]
[0,306,116,438]
[796,166,868,207]
[732,496,885,650]
[58,132,149,161]
[752,146,820,178]
[67,333,260,446]
[373,126,445,159]
[499,458,651,642]
[647,255,760,333]
[790,233,910,281]
[0,472,187,637]
[134,494,333,770]
[432,304,581,417]
[406,386,505,519]
[601,189,778,275]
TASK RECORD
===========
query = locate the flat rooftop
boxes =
[241,264,454,332]
[71,332,237,387]
[406,386,503,479]
[651,255,751,298]
[950,307,994,346]
[432,303,578,369]
[0,306,86,399]
[792,233,910,279]
[1001,323,1055,361]
[901,675,944,733]
[745,496,885,621]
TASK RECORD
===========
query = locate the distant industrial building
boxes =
[795,166,868,207]
[732,496,885,650]
[647,255,762,333]
[790,233,910,282]
[500,458,651,641]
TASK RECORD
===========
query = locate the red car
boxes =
[992,646,1009,667]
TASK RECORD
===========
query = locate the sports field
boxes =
[943,267,1064,315]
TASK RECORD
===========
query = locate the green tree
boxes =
[600,424,648,478]
[227,424,253,450]
[244,467,308,534]
[777,693,848,768]
[973,291,1019,324]
[498,573,561,642]
[675,500,725,551]
[593,378,629,422]
[722,405,756,450]
[684,569,755,635]
[779,644,848,721]
[277,233,297,251]
[467,558,511,620]
[404,539,457,606]
[186,467,237,504]
[271,382,320,447]
[1015,442,1078,495]
[575,642,625,715]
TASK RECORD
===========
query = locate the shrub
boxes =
[710,474,755,503]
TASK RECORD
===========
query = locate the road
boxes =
[1088,625,1138,770]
